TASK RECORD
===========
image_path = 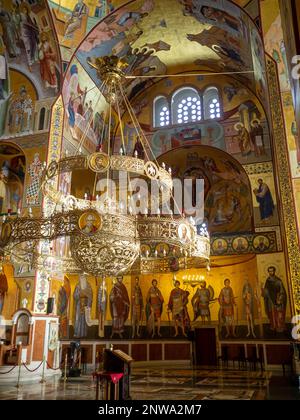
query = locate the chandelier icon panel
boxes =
[0,56,210,277]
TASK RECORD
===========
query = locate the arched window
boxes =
[38,107,46,130]
[172,87,202,125]
[203,87,221,120]
[153,96,170,128]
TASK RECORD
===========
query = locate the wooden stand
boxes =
[95,349,133,400]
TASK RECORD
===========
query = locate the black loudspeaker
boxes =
[46,297,54,314]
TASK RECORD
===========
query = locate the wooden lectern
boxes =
[100,348,133,400]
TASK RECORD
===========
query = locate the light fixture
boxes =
[0,56,210,278]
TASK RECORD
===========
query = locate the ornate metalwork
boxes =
[71,235,139,276]
[42,154,173,210]
[2,57,211,278]
[87,55,128,85]
[88,152,110,173]
[0,211,211,276]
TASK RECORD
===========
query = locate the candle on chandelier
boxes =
[134,150,138,158]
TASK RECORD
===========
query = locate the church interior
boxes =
[0,0,300,401]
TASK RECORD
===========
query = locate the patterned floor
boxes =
[0,367,274,400]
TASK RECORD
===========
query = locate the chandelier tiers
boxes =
[0,56,210,278]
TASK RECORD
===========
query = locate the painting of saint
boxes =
[192,281,214,323]
[0,2,20,58]
[232,237,249,253]
[146,279,164,337]
[200,5,242,34]
[178,224,191,243]
[155,243,169,258]
[19,3,39,71]
[131,277,144,338]
[109,276,130,338]
[73,274,93,338]
[253,179,275,223]
[250,119,265,157]
[64,0,88,39]
[79,211,102,235]
[8,85,33,134]
[97,279,107,338]
[261,266,287,333]
[38,32,58,91]
[167,280,190,337]
[218,279,236,338]
[57,276,71,339]
[234,123,252,157]
[253,236,269,253]
[212,239,227,255]
[66,64,87,131]
[26,153,43,206]
[242,280,256,338]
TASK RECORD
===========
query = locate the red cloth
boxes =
[96,372,124,384]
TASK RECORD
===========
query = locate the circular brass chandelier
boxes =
[0,56,210,278]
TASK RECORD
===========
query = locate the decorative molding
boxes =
[266,57,300,314]
[244,161,273,175]
[211,232,277,256]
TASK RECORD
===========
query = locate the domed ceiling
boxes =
[71,0,266,105]
[52,0,268,157]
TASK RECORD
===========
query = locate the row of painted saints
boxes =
[57,266,288,340]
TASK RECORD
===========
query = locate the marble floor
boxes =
[0,367,298,400]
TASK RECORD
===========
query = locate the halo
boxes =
[234,122,244,131]
[263,263,280,276]
[40,31,50,41]
[250,118,261,127]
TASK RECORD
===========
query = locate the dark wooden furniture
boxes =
[99,349,133,400]
[194,328,217,366]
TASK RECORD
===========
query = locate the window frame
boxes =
[152,85,223,130]
[153,95,171,128]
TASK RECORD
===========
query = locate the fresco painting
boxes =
[48,0,119,61]
[62,57,108,153]
[0,0,61,98]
